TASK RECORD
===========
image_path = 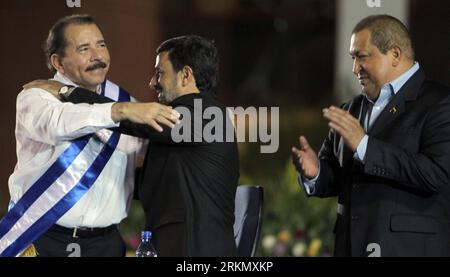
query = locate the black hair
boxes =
[156,35,219,94]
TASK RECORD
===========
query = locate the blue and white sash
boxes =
[0,80,130,257]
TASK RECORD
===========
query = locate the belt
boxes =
[48,224,117,239]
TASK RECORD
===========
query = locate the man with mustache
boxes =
[6,14,178,257]
[28,35,239,256]
[292,14,450,256]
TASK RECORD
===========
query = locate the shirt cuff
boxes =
[354,134,369,162]
[297,163,320,195]
[92,103,120,127]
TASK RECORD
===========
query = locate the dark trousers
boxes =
[152,222,186,257]
[34,225,126,257]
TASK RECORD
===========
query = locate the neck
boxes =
[367,93,379,102]
[390,60,415,82]
[81,85,97,92]
[178,90,200,97]
[368,60,415,101]
[177,84,200,97]
[75,81,98,92]
[56,72,98,92]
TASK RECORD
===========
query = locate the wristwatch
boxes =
[58,85,75,101]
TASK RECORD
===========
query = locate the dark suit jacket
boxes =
[65,90,239,257]
[313,68,450,256]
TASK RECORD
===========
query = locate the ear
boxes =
[390,46,402,67]
[181,66,194,87]
[50,54,65,74]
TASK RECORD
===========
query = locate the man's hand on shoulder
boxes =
[111,102,181,132]
[23,79,65,100]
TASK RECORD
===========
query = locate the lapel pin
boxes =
[390,106,397,114]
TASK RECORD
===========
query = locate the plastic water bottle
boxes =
[135,230,158,257]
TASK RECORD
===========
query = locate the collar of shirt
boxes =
[53,72,102,94]
[362,62,420,132]
[355,62,421,161]
[366,62,420,106]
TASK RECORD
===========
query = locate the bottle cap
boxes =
[141,230,152,240]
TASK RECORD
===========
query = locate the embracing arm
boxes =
[16,89,117,145]
[65,87,113,104]
[65,87,180,141]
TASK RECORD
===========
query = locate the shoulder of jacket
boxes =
[419,80,450,105]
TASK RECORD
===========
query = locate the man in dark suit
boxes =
[26,35,239,257]
[292,15,450,256]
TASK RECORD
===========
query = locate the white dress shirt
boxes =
[8,72,145,228]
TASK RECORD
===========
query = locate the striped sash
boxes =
[0,80,130,257]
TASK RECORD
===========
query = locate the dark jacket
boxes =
[314,68,450,256]
[65,90,239,257]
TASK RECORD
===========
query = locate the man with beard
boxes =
[4,14,178,257]
[292,15,450,256]
[25,35,239,257]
